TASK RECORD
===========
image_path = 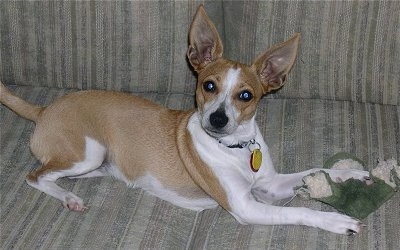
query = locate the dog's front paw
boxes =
[333,170,371,183]
[318,211,365,235]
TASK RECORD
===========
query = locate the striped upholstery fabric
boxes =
[0,1,398,104]
[222,1,400,105]
[0,1,206,93]
[1,1,399,249]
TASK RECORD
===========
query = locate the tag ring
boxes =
[248,139,261,152]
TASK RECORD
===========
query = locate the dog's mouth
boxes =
[199,112,258,148]
[205,129,229,139]
[201,119,238,139]
[203,126,231,138]
[203,123,255,148]
[200,107,238,138]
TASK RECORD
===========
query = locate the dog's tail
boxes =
[0,81,44,122]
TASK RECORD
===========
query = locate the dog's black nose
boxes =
[209,110,229,129]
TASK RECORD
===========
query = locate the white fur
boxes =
[203,68,240,113]
[39,136,216,211]
[200,67,258,145]
[102,165,218,211]
[23,63,370,234]
[132,174,217,211]
[187,111,369,234]
[201,68,242,137]
[27,137,106,211]
[8,8,369,234]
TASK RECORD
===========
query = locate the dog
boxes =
[0,5,370,235]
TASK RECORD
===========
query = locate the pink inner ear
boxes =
[188,45,213,67]
[194,24,217,62]
[201,44,213,62]
[188,35,216,68]
[262,60,284,88]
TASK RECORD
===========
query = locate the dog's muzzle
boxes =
[209,109,229,129]
[202,108,236,138]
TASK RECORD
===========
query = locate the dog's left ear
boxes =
[252,33,300,94]
[187,5,223,72]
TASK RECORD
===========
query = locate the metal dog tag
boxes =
[250,149,262,172]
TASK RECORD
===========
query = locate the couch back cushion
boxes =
[222,1,399,105]
[0,1,398,105]
[0,1,221,93]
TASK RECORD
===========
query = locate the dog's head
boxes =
[187,5,300,145]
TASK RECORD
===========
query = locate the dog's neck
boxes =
[212,115,257,149]
[225,141,249,149]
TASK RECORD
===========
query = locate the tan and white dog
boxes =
[0,5,369,235]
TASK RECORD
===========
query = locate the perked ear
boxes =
[252,33,300,94]
[187,5,223,72]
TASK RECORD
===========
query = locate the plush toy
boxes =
[297,152,400,220]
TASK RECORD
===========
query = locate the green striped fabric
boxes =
[1,86,399,249]
[0,1,206,92]
[0,1,398,104]
[222,1,400,105]
[1,1,399,249]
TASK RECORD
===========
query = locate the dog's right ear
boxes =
[187,5,223,72]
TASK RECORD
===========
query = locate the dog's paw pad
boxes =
[321,212,365,235]
[64,196,88,212]
[346,229,357,236]
[66,202,88,212]
[363,176,374,185]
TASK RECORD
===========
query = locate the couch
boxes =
[1,1,399,249]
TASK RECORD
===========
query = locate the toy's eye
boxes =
[239,90,253,102]
[203,81,216,92]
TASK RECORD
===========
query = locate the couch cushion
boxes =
[1,86,399,249]
[1,1,398,105]
[0,1,222,93]
[222,1,400,105]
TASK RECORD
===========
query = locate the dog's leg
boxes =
[27,171,88,212]
[68,167,109,179]
[27,137,106,211]
[252,168,370,203]
[230,196,363,235]
[217,166,366,234]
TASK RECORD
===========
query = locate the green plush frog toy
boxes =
[297,152,399,220]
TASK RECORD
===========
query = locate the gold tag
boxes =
[250,149,262,172]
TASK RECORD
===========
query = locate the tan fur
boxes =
[0,83,228,205]
[176,112,231,210]
[0,5,299,213]
[25,90,216,199]
[0,83,43,121]
[188,6,299,124]
[1,5,367,237]
[195,60,265,123]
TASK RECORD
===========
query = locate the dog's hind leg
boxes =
[27,137,106,211]
[68,166,109,179]
[27,170,89,211]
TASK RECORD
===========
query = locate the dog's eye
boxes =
[239,90,253,102]
[203,81,216,92]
